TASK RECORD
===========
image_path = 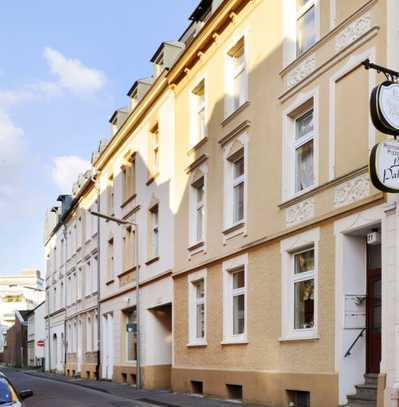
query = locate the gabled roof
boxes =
[150,41,184,63]
[127,77,154,97]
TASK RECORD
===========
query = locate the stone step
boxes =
[364,374,378,385]
[347,401,376,407]
[354,384,377,401]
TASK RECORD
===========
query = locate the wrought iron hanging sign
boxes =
[363,59,399,192]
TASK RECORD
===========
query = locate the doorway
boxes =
[366,244,381,374]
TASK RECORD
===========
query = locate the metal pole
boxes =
[63,226,68,376]
[134,223,141,389]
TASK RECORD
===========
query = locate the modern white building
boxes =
[0,269,44,334]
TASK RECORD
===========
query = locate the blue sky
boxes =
[0,1,197,275]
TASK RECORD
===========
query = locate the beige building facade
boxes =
[42,0,399,406]
[170,0,399,406]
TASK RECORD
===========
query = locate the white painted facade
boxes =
[98,89,175,384]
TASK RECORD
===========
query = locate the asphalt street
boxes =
[1,368,152,407]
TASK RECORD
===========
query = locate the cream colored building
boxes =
[94,47,179,387]
[42,0,399,406]
[170,0,399,407]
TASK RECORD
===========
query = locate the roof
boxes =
[189,0,212,21]
[150,41,184,63]
[127,77,154,97]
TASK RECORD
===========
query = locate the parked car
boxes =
[0,373,33,406]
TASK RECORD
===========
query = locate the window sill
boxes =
[146,172,160,186]
[145,256,160,266]
[279,331,319,342]
[188,241,205,252]
[121,193,137,209]
[222,101,250,127]
[221,337,248,346]
[187,136,208,154]
[105,279,115,286]
[222,221,245,236]
[186,341,208,348]
[118,266,137,278]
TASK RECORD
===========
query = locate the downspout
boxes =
[46,286,51,372]
[92,171,102,380]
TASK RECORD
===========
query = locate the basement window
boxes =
[287,390,310,407]
[226,384,243,401]
[191,381,203,395]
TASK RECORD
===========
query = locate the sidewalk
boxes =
[23,370,267,407]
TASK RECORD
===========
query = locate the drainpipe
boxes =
[46,285,51,372]
[92,171,102,381]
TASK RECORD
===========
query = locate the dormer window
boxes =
[154,52,164,77]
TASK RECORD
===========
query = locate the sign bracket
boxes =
[362,59,399,83]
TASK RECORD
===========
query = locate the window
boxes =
[188,270,207,345]
[125,308,137,361]
[293,248,315,329]
[107,238,114,281]
[85,261,91,296]
[296,0,316,56]
[87,317,92,352]
[123,226,136,272]
[232,154,245,223]
[150,124,160,176]
[107,176,114,215]
[226,37,248,115]
[190,79,206,146]
[93,314,98,351]
[223,254,248,343]
[191,178,205,243]
[150,205,159,259]
[122,154,136,202]
[92,256,98,293]
[295,109,314,193]
[280,228,319,340]
[282,91,318,200]
[91,203,98,237]
[60,282,64,308]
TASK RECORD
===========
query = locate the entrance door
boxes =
[366,268,381,373]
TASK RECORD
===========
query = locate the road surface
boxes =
[0,368,151,407]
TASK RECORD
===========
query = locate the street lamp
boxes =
[89,210,142,389]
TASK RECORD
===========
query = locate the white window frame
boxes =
[187,269,207,347]
[224,35,249,118]
[87,316,92,352]
[188,166,208,248]
[283,0,320,66]
[222,254,248,344]
[85,260,91,296]
[189,76,208,149]
[150,205,159,258]
[125,308,137,362]
[280,227,320,341]
[223,131,249,235]
[282,88,319,201]
[152,125,160,175]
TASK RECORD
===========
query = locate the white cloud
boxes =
[44,47,106,94]
[0,110,25,165]
[0,109,27,209]
[51,155,90,193]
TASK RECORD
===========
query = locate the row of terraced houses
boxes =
[43,0,399,406]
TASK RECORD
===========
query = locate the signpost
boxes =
[37,340,45,347]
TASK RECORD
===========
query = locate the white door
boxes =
[102,313,114,380]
